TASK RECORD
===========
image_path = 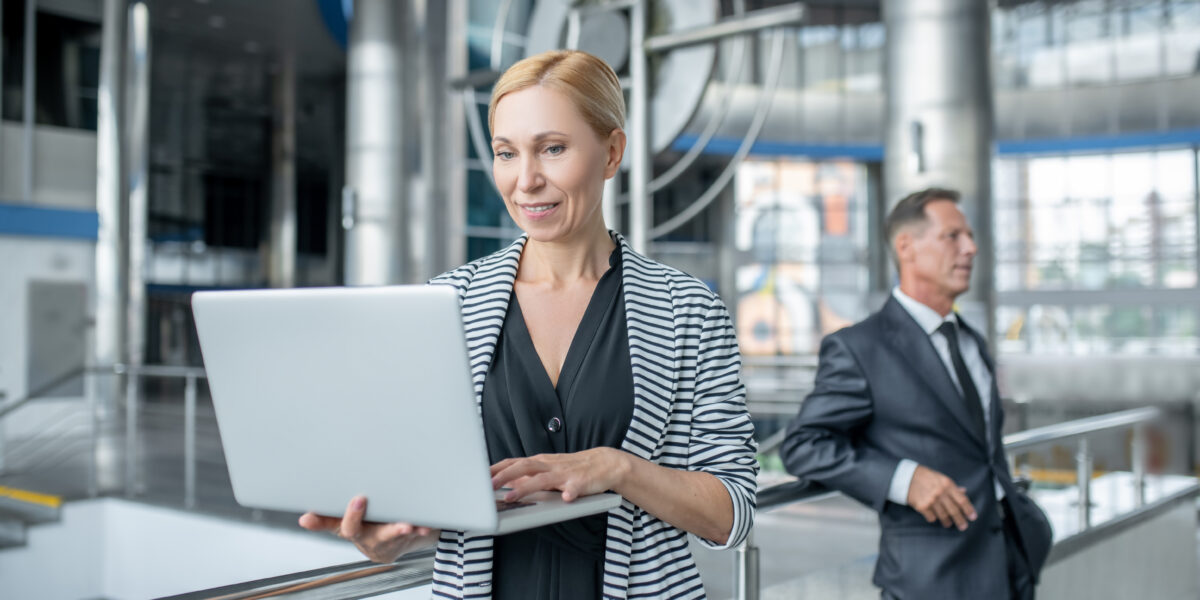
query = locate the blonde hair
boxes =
[488,50,625,140]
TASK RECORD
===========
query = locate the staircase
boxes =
[0,486,63,549]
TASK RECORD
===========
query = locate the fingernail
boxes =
[969,513,977,521]
[353,497,365,510]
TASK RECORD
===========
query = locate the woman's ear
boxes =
[604,128,627,179]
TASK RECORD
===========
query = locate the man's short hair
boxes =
[884,187,962,253]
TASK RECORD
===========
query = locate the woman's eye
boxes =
[496,151,514,160]
[545,145,565,155]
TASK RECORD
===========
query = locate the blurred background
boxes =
[1,1,1200,598]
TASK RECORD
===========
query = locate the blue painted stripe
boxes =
[675,128,1200,160]
[314,0,349,49]
[0,202,98,240]
[672,134,884,160]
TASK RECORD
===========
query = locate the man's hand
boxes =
[907,465,977,531]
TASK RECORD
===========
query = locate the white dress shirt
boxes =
[887,287,1005,506]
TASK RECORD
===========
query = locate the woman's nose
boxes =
[517,158,543,193]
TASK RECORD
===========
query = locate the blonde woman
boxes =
[302,50,757,599]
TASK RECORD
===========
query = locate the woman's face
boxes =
[491,85,623,243]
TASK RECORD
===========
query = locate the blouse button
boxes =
[547,417,563,433]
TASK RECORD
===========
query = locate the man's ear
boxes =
[893,230,912,265]
[604,128,627,179]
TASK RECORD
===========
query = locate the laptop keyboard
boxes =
[496,499,535,512]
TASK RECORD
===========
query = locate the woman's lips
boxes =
[520,202,560,220]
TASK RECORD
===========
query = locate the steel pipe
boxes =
[184,374,197,509]
[649,29,784,239]
[647,0,748,195]
[1132,423,1146,508]
[1002,407,1160,452]
[643,3,805,53]
[1077,438,1092,530]
[627,0,650,252]
[733,533,760,600]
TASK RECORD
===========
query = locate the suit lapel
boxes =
[881,298,987,450]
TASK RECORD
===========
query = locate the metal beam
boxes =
[643,3,805,53]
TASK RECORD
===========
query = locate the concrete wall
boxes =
[0,123,97,209]
[0,124,98,465]
[1038,500,1199,600]
[0,497,431,600]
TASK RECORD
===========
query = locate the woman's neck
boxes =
[518,224,615,285]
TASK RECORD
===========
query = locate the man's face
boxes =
[900,200,978,299]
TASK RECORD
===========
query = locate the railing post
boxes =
[1132,423,1146,508]
[86,365,99,498]
[1076,438,1092,529]
[184,373,197,509]
[734,530,760,600]
[124,371,140,497]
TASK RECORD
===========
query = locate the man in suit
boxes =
[781,188,1053,599]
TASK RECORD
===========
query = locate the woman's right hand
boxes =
[298,495,440,563]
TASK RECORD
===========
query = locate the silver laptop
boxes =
[191,285,622,534]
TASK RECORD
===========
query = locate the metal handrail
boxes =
[0,365,87,419]
[740,405,1167,600]
[753,405,1164,518]
[1001,406,1160,451]
[156,548,437,600]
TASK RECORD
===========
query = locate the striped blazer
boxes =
[426,232,758,599]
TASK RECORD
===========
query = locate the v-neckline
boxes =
[509,253,620,396]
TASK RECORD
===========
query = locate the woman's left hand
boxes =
[490,447,631,502]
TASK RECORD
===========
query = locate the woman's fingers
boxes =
[489,457,519,476]
[491,458,548,489]
[504,471,560,501]
[340,496,367,539]
[298,512,341,532]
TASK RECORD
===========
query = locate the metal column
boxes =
[269,52,297,288]
[21,0,35,203]
[95,0,128,414]
[343,0,410,285]
[882,0,996,342]
[443,0,468,270]
[414,0,456,282]
[627,0,650,254]
[126,2,150,372]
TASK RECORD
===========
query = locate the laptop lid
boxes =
[192,285,502,532]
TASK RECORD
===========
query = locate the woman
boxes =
[301,49,757,599]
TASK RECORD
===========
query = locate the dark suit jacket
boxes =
[781,297,1053,599]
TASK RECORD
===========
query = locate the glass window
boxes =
[2,0,27,121]
[995,147,1200,356]
[734,158,870,357]
[466,169,506,228]
[1025,4,1066,88]
[1,6,101,129]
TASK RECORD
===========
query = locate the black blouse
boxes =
[482,247,635,600]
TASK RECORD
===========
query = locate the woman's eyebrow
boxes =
[491,131,569,145]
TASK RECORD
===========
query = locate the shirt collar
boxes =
[892,286,957,336]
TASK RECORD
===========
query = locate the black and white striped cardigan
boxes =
[426,232,758,599]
